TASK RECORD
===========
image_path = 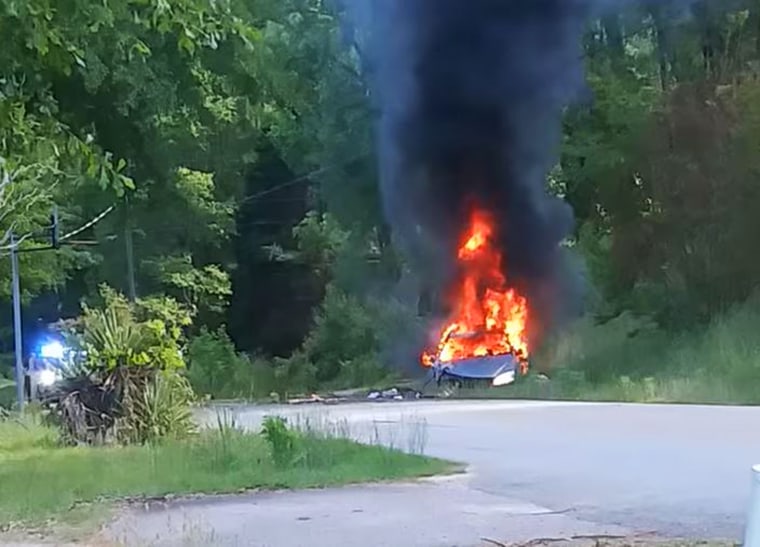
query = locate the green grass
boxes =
[462,371,749,404]
[0,377,15,409]
[0,414,453,527]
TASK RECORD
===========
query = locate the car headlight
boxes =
[40,341,65,360]
[492,370,515,387]
[38,369,58,387]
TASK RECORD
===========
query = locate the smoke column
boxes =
[360,0,593,341]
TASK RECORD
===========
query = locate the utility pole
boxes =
[8,207,60,410]
[124,199,136,301]
[10,233,24,410]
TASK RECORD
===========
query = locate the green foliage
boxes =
[260,416,298,468]
[534,313,667,383]
[0,377,16,411]
[274,285,418,393]
[524,293,760,404]
[132,372,196,444]
[265,210,351,279]
[0,358,14,409]
[149,255,232,316]
[272,350,318,395]
[78,287,189,373]
[566,4,760,331]
[0,414,449,526]
[293,211,350,277]
[0,0,333,327]
[63,285,196,444]
[187,328,266,400]
[303,286,379,383]
[174,168,235,241]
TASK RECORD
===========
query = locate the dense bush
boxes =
[50,286,197,445]
[272,285,421,394]
[531,294,760,404]
[187,328,272,400]
[132,372,196,444]
[302,286,381,384]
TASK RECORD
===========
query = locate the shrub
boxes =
[187,328,276,400]
[272,350,317,395]
[50,286,197,445]
[261,416,299,468]
[77,287,190,375]
[532,293,760,405]
[535,312,667,382]
[274,285,420,392]
[302,286,379,383]
[130,372,196,444]
[0,382,16,410]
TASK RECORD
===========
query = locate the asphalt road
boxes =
[106,400,760,546]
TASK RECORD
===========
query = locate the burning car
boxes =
[421,209,530,391]
[426,331,521,390]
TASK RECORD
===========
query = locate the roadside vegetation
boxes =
[0,411,450,528]
[0,284,449,532]
[462,295,760,405]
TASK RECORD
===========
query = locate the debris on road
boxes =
[287,394,341,405]
[366,387,422,401]
[285,386,423,405]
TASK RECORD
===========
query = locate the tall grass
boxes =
[284,411,431,456]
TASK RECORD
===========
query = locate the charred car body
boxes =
[425,330,525,393]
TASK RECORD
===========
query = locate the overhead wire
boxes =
[1,154,367,256]
[239,153,367,204]
[60,205,116,242]
[0,205,116,257]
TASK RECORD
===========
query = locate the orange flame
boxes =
[421,209,529,373]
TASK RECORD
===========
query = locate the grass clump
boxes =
[0,412,452,527]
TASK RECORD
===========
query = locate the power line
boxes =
[1,154,367,254]
[60,205,116,242]
[0,232,34,253]
[240,154,367,204]
[0,205,116,257]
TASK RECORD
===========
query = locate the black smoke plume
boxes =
[360,0,593,341]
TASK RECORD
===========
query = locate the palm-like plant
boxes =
[47,288,196,445]
[82,306,148,372]
[130,372,196,444]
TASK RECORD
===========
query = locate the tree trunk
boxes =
[602,13,625,60]
[649,5,671,92]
